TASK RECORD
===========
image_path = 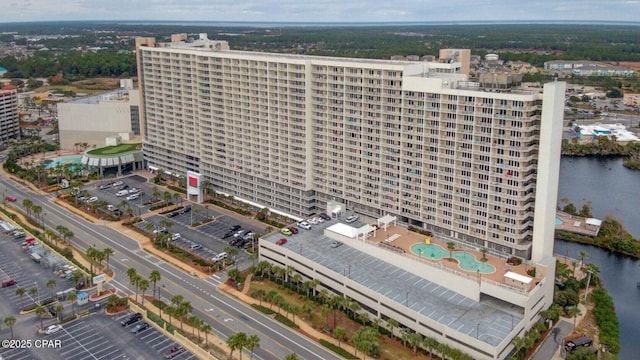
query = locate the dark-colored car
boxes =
[1,279,17,288]
[180,206,191,214]
[5,195,17,202]
[229,225,241,231]
[228,238,241,246]
[164,345,185,359]
[222,231,235,239]
[120,312,143,326]
[167,212,179,218]
[275,238,287,246]
[130,322,150,334]
[319,213,331,221]
[289,227,299,234]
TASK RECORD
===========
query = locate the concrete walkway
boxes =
[531,303,587,360]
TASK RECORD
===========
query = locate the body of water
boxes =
[558,157,640,238]
[557,157,640,357]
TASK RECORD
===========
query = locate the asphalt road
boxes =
[0,174,337,360]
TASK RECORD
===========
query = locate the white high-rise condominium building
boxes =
[136,34,565,260]
[0,84,19,146]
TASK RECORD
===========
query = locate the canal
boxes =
[557,157,640,358]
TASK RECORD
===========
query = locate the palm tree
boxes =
[227,331,248,360]
[152,186,160,203]
[333,326,346,347]
[29,287,38,304]
[423,336,438,358]
[4,316,16,339]
[201,179,211,200]
[22,198,33,217]
[512,336,528,357]
[187,315,199,337]
[138,279,149,304]
[149,270,161,300]
[131,274,141,303]
[285,354,299,360]
[291,273,302,293]
[172,192,182,207]
[35,305,47,330]
[386,318,398,337]
[200,322,212,346]
[446,241,456,259]
[126,267,138,285]
[251,289,266,306]
[162,191,172,211]
[246,334,260,360]
[32,204,43,226]
[566,305,582,331]
[406,331,423,354]
[144,222,154,234]
[55,304,64,322]
[103,247,114,270]
[46,279,57,299]
[15,287,25,310]
[165,305,175,326]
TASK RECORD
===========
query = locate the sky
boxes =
[1,0,639,24]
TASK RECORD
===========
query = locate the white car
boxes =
[45,324,62,334]
[86,196,98,203]
[170,233,181,241]
[125,194,140,201]
[113,181,123,187]
[345,215,359,223]
[308,218,319,225]
[298,221,312,230]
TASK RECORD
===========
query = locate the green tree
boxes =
[446,241,456,259]
[333,326,346,347]
[15,287,25,310]
[55,303,64,322]
[4,316,16,339]
[102,247,114,270]
[149,270,161,300]
[46,278,57,299]
[566,305,582,331]
[227,331,248,360]
[246,334,260,360]
[200,322,212,346]
[35,305,47,330]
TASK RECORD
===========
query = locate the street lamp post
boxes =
[34,281,40,305]
[476,323,480,339]
[583,270,592,303]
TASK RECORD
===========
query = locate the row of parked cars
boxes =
[223,225,258,249]
[280,213,332,236]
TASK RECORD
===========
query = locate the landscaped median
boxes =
[219,280,365,359]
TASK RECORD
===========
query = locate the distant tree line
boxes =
[0,51,136,79]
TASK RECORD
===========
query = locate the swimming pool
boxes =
[410,243,496,274]
[555,217,563,225]
[42,155,83,169]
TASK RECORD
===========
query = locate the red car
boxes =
[5,195,16,202]
[275,238,287,246]
[289,226,299,234]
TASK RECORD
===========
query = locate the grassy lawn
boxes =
[87,143,140,155]
[247,278,433,360]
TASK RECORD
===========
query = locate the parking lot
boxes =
[75,174,267,269]
[0,310,196,360]
[0,226,88,315]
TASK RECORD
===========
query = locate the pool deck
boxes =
[555,211,601,237]
[367,224,540,291]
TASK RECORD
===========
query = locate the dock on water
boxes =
[555,211,602,237]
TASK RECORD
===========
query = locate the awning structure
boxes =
[377,214,397,231]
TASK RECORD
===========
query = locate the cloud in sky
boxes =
[1,0,638,23]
